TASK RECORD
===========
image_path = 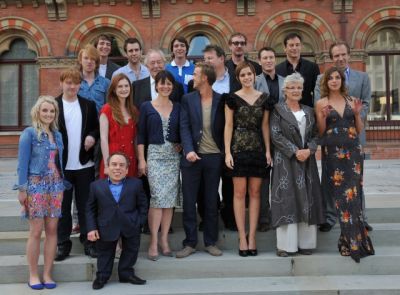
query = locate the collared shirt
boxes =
[112,63,150,83]
[108,177,125,203]
[344,67,350,86]
[212,69,230,94]
[165,60,195,94]
[78,74,110,114]
[150,76,157,100]
[275,57,320,107]
[264,72,280,104]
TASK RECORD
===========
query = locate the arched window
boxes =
[188,35,210,60]
[0,38,38,130]
[366,27,400,121]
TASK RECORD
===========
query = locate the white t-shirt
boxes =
[62,99,94,170]
[99,64,107,78]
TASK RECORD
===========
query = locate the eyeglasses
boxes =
[231,41,246,47]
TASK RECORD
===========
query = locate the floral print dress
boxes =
[322,96,374,262]
[25,143,64,219]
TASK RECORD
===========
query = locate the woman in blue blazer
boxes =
[14,96,68,290]
[137,70,181,260]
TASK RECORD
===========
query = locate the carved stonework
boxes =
[333,0,353,13]
[0,1,7,8]
[237,0,244,16]
[315,52,331,64]
[350,50,368,63]
[56,0,67,20]
[37,57,78,69]
[247,0,255,16]
[45,0,57,20]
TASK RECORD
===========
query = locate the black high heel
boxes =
[246,234,258,256]
[238,237,248,257]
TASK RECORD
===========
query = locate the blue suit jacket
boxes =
[86,178,148,241]
[180,90,224,167]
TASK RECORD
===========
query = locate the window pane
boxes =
[188,35,210,56]
[389,55,400,120]
[0,64,19,125]
[366,56,387,120]
[0,39,36,60]
[22,64,39,125]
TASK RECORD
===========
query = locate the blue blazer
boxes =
[180,90,224,167]
[137,101,180,145]
[86,178,148,241]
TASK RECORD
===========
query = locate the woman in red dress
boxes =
[99,73,138,178]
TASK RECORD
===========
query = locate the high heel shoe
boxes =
[248,249,258,256]
[238,249,248,257]
[246,234,257,256]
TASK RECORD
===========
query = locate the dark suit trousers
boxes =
[58,166,95,245]
[181,153,222,247]
[96,233,141,282]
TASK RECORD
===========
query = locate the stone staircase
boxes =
[0,198,400,294]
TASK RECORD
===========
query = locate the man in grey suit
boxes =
[254,47,284,232]
[314,40,372,232]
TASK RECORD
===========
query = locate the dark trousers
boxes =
[96,233,140,282]
[259,169,271,225]
[181,153,222,247]
[220,175,235,227]
[58,166,95,245]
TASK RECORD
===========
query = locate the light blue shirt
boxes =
[112,63,150,83]
[108,177,125,203]
[78,74,110,114]
[212,69,230,94]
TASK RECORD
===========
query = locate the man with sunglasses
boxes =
[226,32,262,93]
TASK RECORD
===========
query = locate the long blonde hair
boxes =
[30,95,59,140]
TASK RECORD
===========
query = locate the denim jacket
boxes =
[14,127,68,191]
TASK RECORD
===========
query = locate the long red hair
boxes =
[106,73,138,125]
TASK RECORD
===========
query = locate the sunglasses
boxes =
[231,41,246,46]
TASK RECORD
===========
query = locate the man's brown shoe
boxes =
[175,246,196,258]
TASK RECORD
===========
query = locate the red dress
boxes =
[99,104,137,178]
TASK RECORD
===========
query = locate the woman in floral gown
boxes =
[315,66,374,262]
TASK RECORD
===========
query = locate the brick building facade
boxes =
[0,0,399,156]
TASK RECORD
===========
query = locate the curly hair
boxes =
[320,66,348,98]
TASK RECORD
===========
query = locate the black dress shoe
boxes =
[119,275,146,285]
[92,278,106,290]
[248,249,258,256]
[319,223,333,232]
[84,243,98,258]
[55,240,72,261]
[365,223,373,231]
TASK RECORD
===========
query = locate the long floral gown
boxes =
[322,96,374,263]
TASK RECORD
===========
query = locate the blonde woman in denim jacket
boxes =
[14,96,68,290]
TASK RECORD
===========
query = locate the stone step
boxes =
[1,275,400,294]
[0,248,398,284]
[0,223,398,255]
[0,201,400,232]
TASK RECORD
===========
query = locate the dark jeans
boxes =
[96,233,140,282]
[181,153,222,247]
[58,166,95,245]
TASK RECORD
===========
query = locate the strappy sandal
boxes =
[339,245,351,257]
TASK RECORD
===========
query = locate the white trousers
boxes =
[276,222,317,252]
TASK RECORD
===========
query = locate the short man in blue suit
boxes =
[177,62,225,258]
[254,46,285,232]
[314,40,372,232]
[86,152,148,290]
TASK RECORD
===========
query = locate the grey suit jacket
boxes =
[314,68,371,145]
[255,73,285,103]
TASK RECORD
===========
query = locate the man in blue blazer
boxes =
[86,152,148,290]
[177,62,225,258]
[314,41,372,232]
